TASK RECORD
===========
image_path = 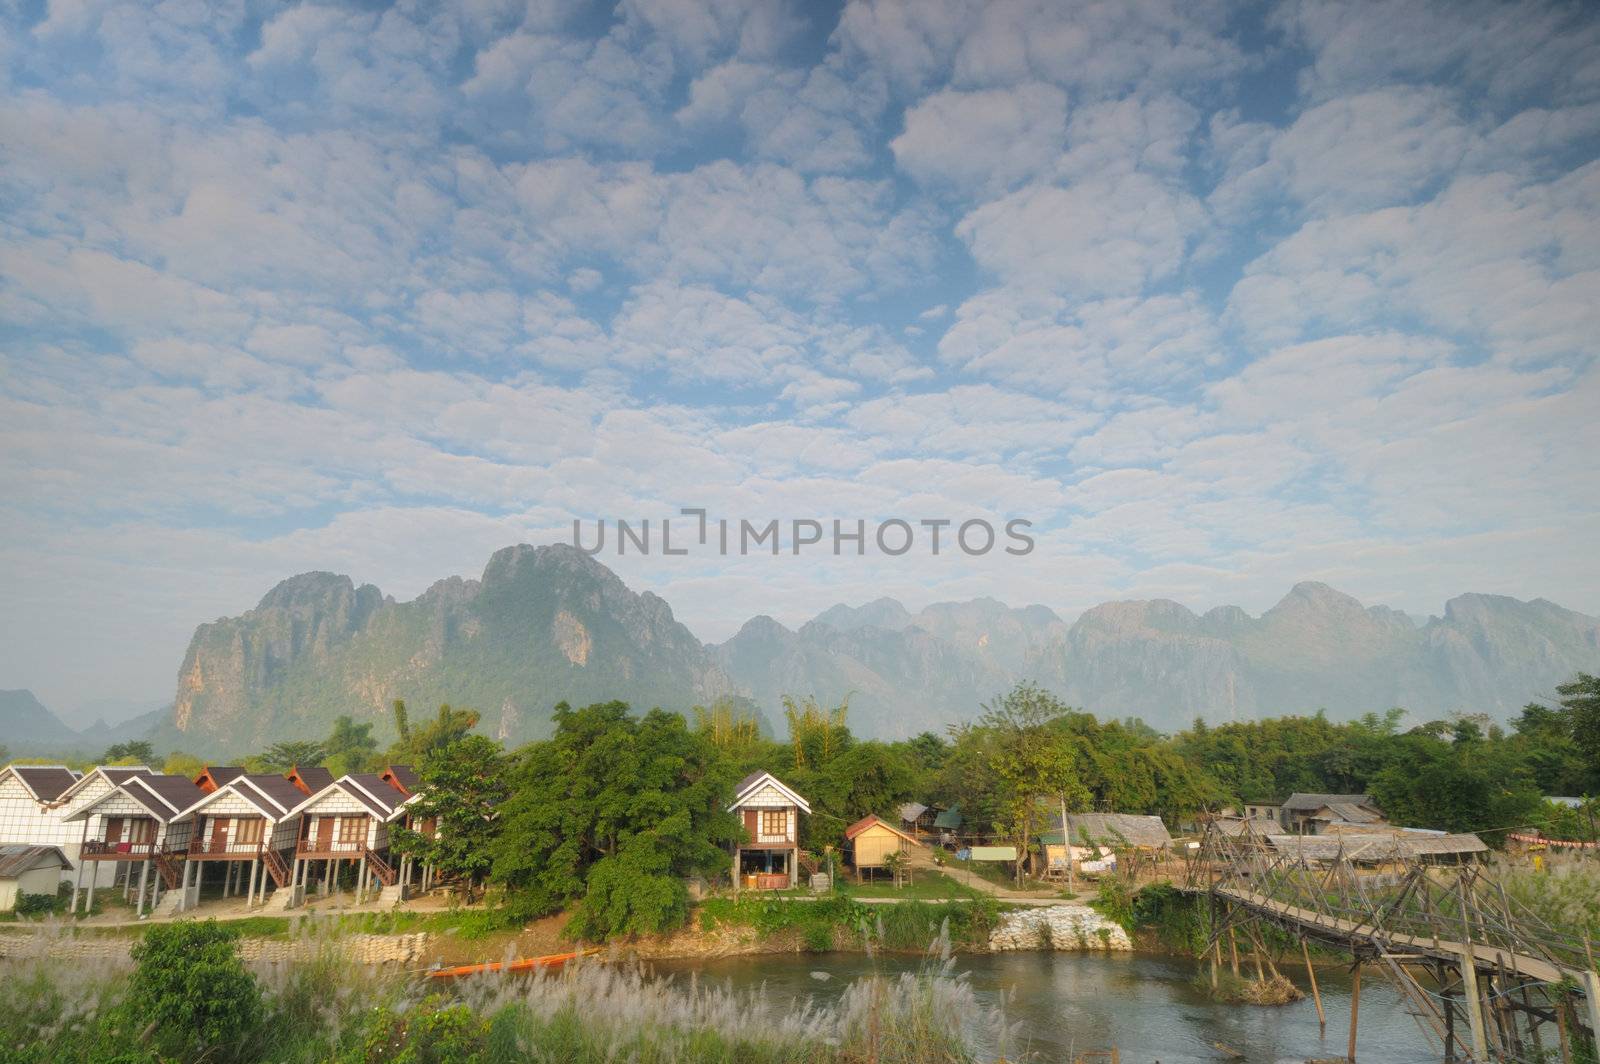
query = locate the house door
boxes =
[105,818,123,844]
[315,817,334,851]
[213,818,230,851]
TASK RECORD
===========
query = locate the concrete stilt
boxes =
[135,859,151,918]
[247,858,261,907]
[86,867,96,912]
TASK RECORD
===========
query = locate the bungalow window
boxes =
[760,810,787,838]
[338,816,367,845]
[234,818,264,846]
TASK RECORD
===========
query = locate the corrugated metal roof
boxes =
[0,844,70,878]
[933,805,963,829]
[1266,832,1487,860]
[1213,816,1282,837]
[898,802,928,823]
[1283,793,1377,812]
[1319,801,1384,824]
[1043,812,1173,848]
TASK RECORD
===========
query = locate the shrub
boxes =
[340,995,489,1064]
[112,920,261,1062]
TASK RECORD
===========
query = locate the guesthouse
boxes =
[178,772,307,908]
[287,770,418,901]
[1280,793,1386,834]
[728,771,809,891]
[844,814,924,880]
[61,773,206,915]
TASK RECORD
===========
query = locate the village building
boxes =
[286,769,419,903]
[178,772,307,910]
[1039,812,1173,877]
[1280,793,1386,834]
[61,773,206,916]
[1264,830,1487,868]
[728,771,809,891]
[1,764,169,890]
[0,845,71,911]
[844,814,924,880]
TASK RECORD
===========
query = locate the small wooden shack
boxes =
[844,814,924,879]
[0,845,70,911]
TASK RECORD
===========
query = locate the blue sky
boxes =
[2,0,1598,721]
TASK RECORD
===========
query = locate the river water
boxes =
[650,951,1439,1063]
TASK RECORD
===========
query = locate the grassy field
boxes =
[0,920,990,1063]
[841,870,984,901]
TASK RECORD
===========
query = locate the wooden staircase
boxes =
[362,847,397,887]
[154,852,183,889]
[798,851,821,877]
[262,847,292,888]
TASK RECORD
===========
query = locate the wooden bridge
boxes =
[1184,822,1600,1063]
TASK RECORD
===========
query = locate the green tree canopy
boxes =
[390,734,509,900]
[490,701,738,939]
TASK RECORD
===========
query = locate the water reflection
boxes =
[650,951,1439,1063]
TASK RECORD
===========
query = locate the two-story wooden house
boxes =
[728,771,810,891]
[178,773,307,908]
[286,770,417,902]
[61,773,206,916]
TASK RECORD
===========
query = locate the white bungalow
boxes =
[286,771,419,902]
[0,764,159,890]
[176,774,307,909]
[60,774,206,916]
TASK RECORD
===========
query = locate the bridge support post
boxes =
[1583,971,1600,1060]
[1303,941,1325,1033]
[1347,961,1361,1062]
[1459,959,1489,1061]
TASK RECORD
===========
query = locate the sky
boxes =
[2,0,1598,724]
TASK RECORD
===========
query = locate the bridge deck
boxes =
[1213,886,1572,984]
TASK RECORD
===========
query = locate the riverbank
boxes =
[0,897,1131,967]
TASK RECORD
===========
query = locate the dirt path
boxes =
[905,847,1063,902]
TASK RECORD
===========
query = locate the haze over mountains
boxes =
[7,543,1597,756]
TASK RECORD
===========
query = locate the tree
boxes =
[1556,673,1600,770]
[389,735,509,901]
[782,694,851,770]
[322,715,379,776]
[389,703,480,765]
[255,739,325,773]
[162,751,206,777]
[491,701,738,939]
[114,920,260,1062]
[979,683,1089,881]
[101,740,155,764]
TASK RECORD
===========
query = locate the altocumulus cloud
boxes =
[0,0,1597,715]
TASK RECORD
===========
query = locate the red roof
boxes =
[843,814,922,845]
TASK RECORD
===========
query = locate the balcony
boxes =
[188,836,265,857]
[81,838,157,860]
[296,837,366,857]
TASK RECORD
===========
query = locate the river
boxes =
[650,951,1439,1063]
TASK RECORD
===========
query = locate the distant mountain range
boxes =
[0,689,167,756]
[14,543,1598,757]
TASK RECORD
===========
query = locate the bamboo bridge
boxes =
[1182,822,1600,1062]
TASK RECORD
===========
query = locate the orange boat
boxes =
[427,947,601,980]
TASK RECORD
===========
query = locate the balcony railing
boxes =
[81,838,157,859]
[296,837,366,856]
[188,837,266,857]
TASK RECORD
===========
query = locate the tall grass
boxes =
[0,921,1001,1063]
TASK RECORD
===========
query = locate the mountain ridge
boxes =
[97,545,1600,753]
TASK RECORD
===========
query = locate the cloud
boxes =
[892,83,1068,195]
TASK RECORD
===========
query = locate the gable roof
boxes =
[193,766,246,793]
[380,765,420,796]
[0,844,71,878]
[58,765,155,805]
[728,771,811,814]
[1213,816,1282,837]
[897,802,928,823]
[1282,793,1378,813]
[1043,812,1173,848]
[4,765,80,803]
[844,814,923,845]
[183,774,302,820]
[286,765,335,795]
[63,774,206,823]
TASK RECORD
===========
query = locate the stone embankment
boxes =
[0,930,430,966]
[987,905,1131,951]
